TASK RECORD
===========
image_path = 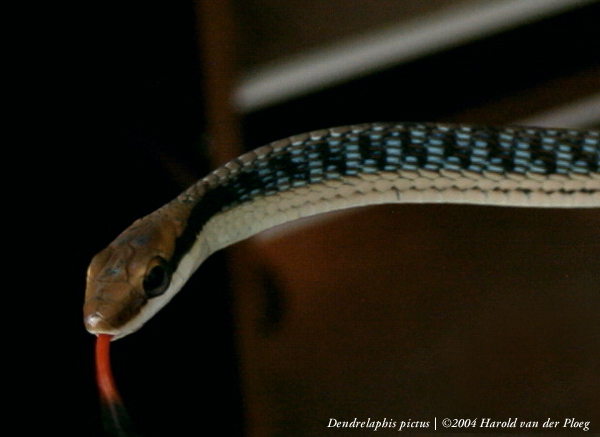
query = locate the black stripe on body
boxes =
[171,123,600,268]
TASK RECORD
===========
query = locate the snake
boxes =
[84,122,599,433]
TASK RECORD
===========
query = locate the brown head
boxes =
[84,210,188,340]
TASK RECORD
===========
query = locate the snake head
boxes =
[84,211,184,340]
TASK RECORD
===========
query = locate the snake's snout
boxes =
[85,311,101,327]
[85,311,104,332]
[84,310,116,335]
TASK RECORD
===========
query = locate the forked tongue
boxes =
[96,334,140,436]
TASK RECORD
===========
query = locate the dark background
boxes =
[29,2,599,436]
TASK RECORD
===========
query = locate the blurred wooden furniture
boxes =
[203,2,600,435]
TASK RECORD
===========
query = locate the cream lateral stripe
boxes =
[201,172,600,254]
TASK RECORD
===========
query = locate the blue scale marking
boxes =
[191,124,598,231]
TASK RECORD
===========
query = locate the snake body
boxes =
[84,122,600,340]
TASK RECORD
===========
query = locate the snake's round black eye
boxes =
[143,258,171,298]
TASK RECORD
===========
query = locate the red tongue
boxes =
[95,334,123,405]
[96,334,139,435]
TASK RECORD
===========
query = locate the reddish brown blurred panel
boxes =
[229,205,599,435]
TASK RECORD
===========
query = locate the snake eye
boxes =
[143,257,171,298]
